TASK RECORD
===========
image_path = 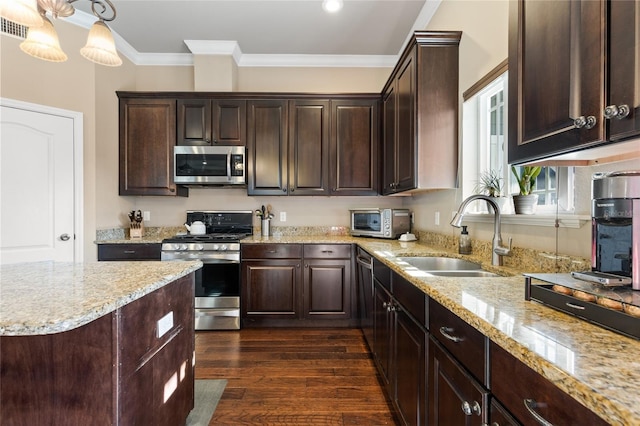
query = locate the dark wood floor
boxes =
[194,328,398,425]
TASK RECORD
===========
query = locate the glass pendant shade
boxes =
[19,14,67,62]
[0,0,43,27]
[80,20,122,66]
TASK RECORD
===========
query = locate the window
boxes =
[462,61,574,214]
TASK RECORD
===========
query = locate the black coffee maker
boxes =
[591,171,640,290]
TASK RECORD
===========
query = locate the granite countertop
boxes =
[0,260,202,336]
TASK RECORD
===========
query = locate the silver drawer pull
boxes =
[565,302,585,310]
[321,250,334,254]
[524,398,553,426]
[461,400,481,416]
[439,326,463,343]
[123,250,136,254]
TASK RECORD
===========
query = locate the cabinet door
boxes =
[177,99,211,145]
[394,51,417,192]
[288,99,330,195]
[394,308,427,426]
[382,84,397,195]
[303,258,351,319]
[429,338,488,426]
[508,0,606,164]
[489,398,520,426]
[373,281,393,394]
[212,99,246,145]
[242,259,302,319]
[119,98,187,196]
[330,99,379,195]
[607,0,640,141]
[247,100,289,195]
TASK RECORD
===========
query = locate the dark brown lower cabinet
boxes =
[489,398,520,426]
[97,243,161,261]
[241,243,354,326]
[0,274,195,425]
[490,341,608,425]
[373,276,427,426]
[429,337,488,425]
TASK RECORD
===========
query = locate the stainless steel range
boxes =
[161,211,253,330]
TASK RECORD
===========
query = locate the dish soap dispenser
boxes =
[459,226,472,255]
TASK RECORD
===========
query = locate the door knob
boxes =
[59,234,71,241]
[603,104,630,120]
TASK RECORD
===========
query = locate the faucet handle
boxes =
[494,237,512,256]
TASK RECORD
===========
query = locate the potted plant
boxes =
[474,169,510,213]
[511,165,542,214]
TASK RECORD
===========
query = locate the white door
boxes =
[0,104,78,264]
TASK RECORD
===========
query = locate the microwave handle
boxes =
[227,152,232,181]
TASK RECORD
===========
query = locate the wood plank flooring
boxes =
[194,328,398,425]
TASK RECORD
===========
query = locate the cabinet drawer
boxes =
[98,243,161,261]
[118,275,194,376]
[490,342,608,426]
[429,299,487,385]
[303,244,351,259]
[241,243,302,259]
[393,273,425,325]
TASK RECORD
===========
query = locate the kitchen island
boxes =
[0,260,202,425]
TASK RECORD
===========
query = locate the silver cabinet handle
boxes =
[604,104,630,120]
[524,399,554,426]
[439,326,464,343]
[565,302,585,310]
[123,250,136,254]
[573,115,596,129]
[59,233,71,241]
[461,400,481,416]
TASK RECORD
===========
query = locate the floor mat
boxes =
[186,379,227,426]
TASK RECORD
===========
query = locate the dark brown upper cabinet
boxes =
[508,0,640,164]
[382,31,461,195]
[177,98,246,146]
[118,95,187,197]
[330,99,380,196]
[247,96,379,196]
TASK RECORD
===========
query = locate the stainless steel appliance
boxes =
[590,171,640,290]
[174,145,245,185]
[350,208,411,239]
[161,211,253,330]
[355,247,374,350]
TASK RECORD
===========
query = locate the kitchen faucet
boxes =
[450,194,512,266]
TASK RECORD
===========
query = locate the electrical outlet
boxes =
[280,212,287,222]
[434,211,440,226]
[143,211,151,221]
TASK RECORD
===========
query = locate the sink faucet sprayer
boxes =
[450,195,512,266]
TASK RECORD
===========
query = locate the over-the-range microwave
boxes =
[350,208,411,239]
[174,145,245,186]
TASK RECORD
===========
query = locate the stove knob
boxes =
[195,244,204,251]
[180,244,188,251]
[220,245,228,251]
[212,244,219,251]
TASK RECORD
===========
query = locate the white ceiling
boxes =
[71,0,440,66]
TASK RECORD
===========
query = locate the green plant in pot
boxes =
[511,165,542,214]
[474,169,509,213]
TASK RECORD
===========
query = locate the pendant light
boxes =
[0,0,42,27]
[1,0,122,66]
[19,10,67,62]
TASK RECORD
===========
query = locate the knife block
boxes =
[129,221,144,239]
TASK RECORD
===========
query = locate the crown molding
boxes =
[66,0,442,68]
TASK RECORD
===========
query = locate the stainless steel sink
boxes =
[424,270,500,278]
[397,257,482,271]
[395,256,502,278]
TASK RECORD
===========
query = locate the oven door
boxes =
[194,259,241,330]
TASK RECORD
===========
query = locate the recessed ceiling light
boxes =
[322,0,343,13]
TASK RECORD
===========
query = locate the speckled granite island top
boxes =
[0,260,202,336]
